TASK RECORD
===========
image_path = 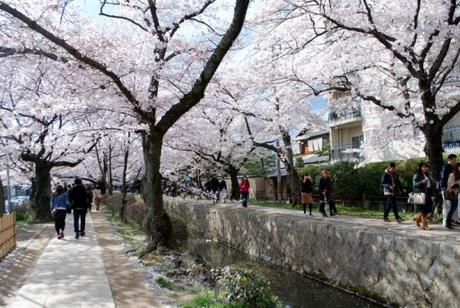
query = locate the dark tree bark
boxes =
[32,162,52,221]
[141,130,172,251]
[120,144,130,223]
[226,165,240,200]
[0,178,5,216]
[281,130,301,204]
[108,145,114,195]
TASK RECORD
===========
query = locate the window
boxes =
[352,135,364,148]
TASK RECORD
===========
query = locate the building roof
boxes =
[303,155,330,164]
[296,128,329,140]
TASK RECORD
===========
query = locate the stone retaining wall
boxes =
[164,198,460,308]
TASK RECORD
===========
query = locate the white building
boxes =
[328,92,425,164]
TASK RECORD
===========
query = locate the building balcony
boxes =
[443,141,460,154]
[328,110,362,128]
[330,144,363,162]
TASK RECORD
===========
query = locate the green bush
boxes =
[328,161,361,200]
[213,266,278,308]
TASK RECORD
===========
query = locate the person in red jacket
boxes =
[239,176,250,208]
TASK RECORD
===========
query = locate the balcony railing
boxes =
[443,142,460,154]
[328,110,362,126]
[331,144,363,162]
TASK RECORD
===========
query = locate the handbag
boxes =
[408,192,426,205]
[444,189,457,201]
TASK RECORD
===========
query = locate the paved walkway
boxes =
[242,203,460,244]
[8,214,114,308]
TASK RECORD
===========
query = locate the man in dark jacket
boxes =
[319,170,337,217]
[381,163,404,223]
[69,178,89,239]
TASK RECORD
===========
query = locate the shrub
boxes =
[213,266,278,308]
[296,157,428,201]
[328,161,361,200]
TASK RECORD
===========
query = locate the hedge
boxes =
[297,158,427,201]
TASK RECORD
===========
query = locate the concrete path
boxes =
[242,203,460,244]
[7,215,115,308]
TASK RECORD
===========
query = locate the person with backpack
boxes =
[301,174,314,216]
[239,176,250,208]
[381,162,405,223]
[50,185,70,239]
[69,178,89,239]
[319,170,337,217]
[441,154,457,227]
[412,163,433,230]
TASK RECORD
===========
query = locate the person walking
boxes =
[441,154,457,227]
[445,163,460,230]
[412,163,433,230]
[319,170,337,217]
[69,178,89,239]
[50,185,70,239]
[381,163,404,223]
[86,184,94,212]
[239,176,250,208]
[218,179,228,203]
[301,174,314,216]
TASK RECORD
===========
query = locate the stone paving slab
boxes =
[8,214,115,308]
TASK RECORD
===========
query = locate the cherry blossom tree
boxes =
[0,61,99,220]
[0,0,251,250]
[215,52,321,203]
[260,0,460,181]
[166,97,258,199]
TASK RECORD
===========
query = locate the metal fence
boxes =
[0,212,16,260]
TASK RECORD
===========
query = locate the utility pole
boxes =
[6,160,11,213]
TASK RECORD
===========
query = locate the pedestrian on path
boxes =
[301,174,314,216]
[319,170,337,217]
[239,176,250,208]
[86,184,94,212]
[445,163,460,230]
[381,163,405,223]
[441,154,457,226]
[219,179,228,203]
[412,163,433,230]
[69,178,89,239]
[50,185,70,239]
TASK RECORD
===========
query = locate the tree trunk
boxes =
[0,178,5,216]
[424,128,444,182]
[120,147,129,224]
[33,162,52,221]
[100,154,108,195]
[108,145,114,195]
[423,126,444,214]
[142,130,172,253]
[226,166,240,200]
[282,132,301,204]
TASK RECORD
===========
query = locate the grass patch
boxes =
[181,291,246,308]
[155,277,174,289]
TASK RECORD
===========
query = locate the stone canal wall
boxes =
[164,198,460,307]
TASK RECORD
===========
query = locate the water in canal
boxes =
[186,237,383,308]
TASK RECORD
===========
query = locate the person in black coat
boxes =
[319,170,337,217]
[412,163,433,230]
[381,162,404,223]
[69,178,89,239]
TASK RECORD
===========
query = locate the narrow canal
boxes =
[186,237,383,308]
